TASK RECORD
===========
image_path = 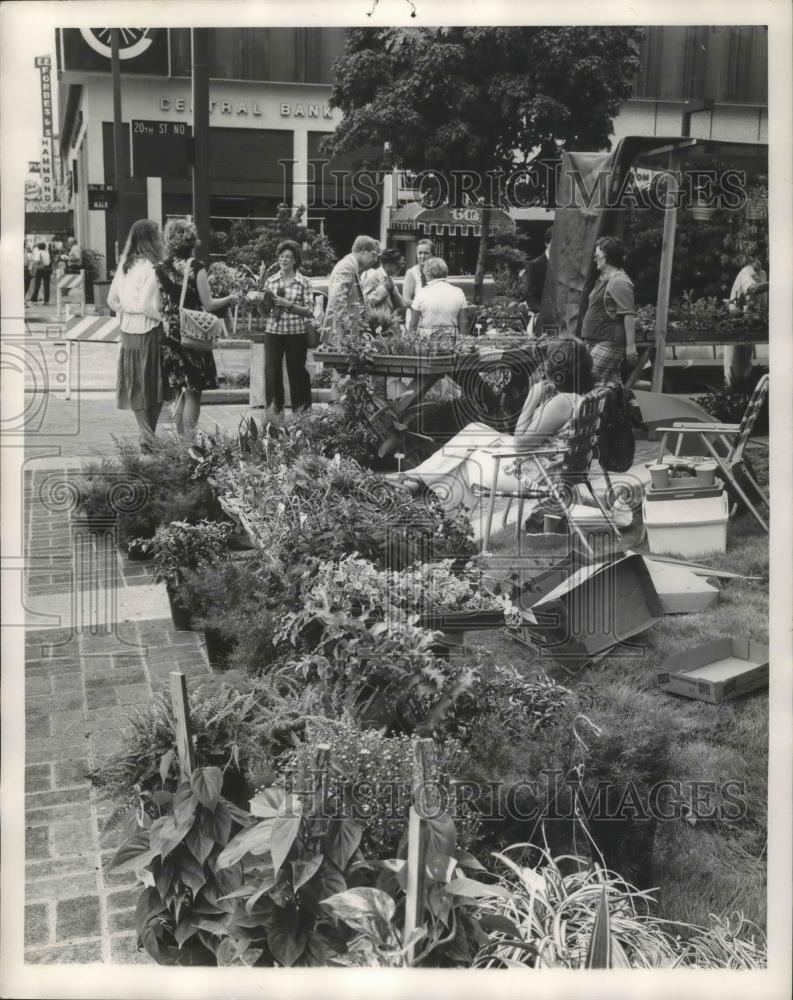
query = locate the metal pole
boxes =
[191,29,211,265]
[110,29,126,270]
[651,152,679,393]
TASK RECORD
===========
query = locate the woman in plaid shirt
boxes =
[254,240,314,413]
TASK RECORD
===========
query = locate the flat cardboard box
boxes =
[516,553,664,662]
[643,559,720,614]
[656,638,768,703]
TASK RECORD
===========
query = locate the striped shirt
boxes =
[262,270,312,336]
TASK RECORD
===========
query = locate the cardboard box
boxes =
[515,553,664,662]
[643,559,720,614]
[656,639,769,703]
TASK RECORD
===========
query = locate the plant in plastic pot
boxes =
[139,520,232,631]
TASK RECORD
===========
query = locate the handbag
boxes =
[178,258,226,352]
[305,318,321,350]
[597,385,636,473]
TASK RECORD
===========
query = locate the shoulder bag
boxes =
[178,258,226,352]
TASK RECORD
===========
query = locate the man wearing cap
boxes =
[360,248,404,321]
[320,234,381,346]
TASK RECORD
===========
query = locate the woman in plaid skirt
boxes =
[581,236,638,389]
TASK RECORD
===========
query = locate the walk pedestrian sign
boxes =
[87,184,117,211]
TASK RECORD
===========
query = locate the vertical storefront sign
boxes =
[40,137,53,203]
[35,56,54,203]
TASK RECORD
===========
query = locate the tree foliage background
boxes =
[324,26,644,298]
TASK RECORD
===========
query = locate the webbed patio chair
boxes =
[478,389,622,558]
[653,373,769,533]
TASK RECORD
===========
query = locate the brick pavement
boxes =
[24,620,213,964]
[22,463,217,963]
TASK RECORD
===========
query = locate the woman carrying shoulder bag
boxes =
[156,220,238,438]
[107,219,168,451]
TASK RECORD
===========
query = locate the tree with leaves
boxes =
[325,26,644,301]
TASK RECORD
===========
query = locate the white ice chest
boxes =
[642,486,729,557]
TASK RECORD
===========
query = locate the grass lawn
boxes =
[464,447,769,932]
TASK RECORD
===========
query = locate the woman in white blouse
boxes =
[107,220,167,449]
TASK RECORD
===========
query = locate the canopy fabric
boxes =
[540,148,618,337]
[390,202,515,238]
[538,135,767,339]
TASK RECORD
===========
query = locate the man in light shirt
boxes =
[402,238,434,327]
[320,234,380,346]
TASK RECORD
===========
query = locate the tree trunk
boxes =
[473,206,492,305]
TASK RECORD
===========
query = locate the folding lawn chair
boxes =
[654,373,769,533]
[478,390,622,558]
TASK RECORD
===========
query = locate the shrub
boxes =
[182,551,293,676]
[276,713,477,859]
[142,520,232,590]
[89,671,316,817]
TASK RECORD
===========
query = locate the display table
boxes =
[316,343,543,458]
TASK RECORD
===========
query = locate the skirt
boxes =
[116,326,168,411]
[588,341,625,390]
[161,335,218,394]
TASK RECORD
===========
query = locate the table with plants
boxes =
[315,318,543,461]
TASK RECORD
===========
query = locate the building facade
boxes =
[56,28,382,272]
[56,26,767,274]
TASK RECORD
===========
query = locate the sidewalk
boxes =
[21,446,219,962]
[18,321,255,960]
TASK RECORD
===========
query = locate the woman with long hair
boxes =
[107,219,167,449]
[156,220,238,438]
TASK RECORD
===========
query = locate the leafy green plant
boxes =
[75,458,119,520]
[89,673,311,816]
[108,767,261,965]
[276,714,477,859]
[695,376,769,430]
[444,666,571,745]
[466,844,766,969]
[277,554,517,731]
[282,406,380,467]
[225,204,337,277]
[141,520,232,590]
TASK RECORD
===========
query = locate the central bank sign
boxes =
[159,97,335,119]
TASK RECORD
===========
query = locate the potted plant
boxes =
[75,458,121,525]
[139,520,232,631]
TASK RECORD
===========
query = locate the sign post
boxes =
[147,177,163,231]
[111,30,128,267]
[192,29,211,263]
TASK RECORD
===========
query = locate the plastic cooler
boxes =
[643,483,729,556]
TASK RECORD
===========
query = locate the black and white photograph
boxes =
[1,2,790,997]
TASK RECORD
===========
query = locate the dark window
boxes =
[169,27,346,83]
[631,26,767,104]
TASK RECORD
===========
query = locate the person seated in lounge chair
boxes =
[386,337,593,513]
